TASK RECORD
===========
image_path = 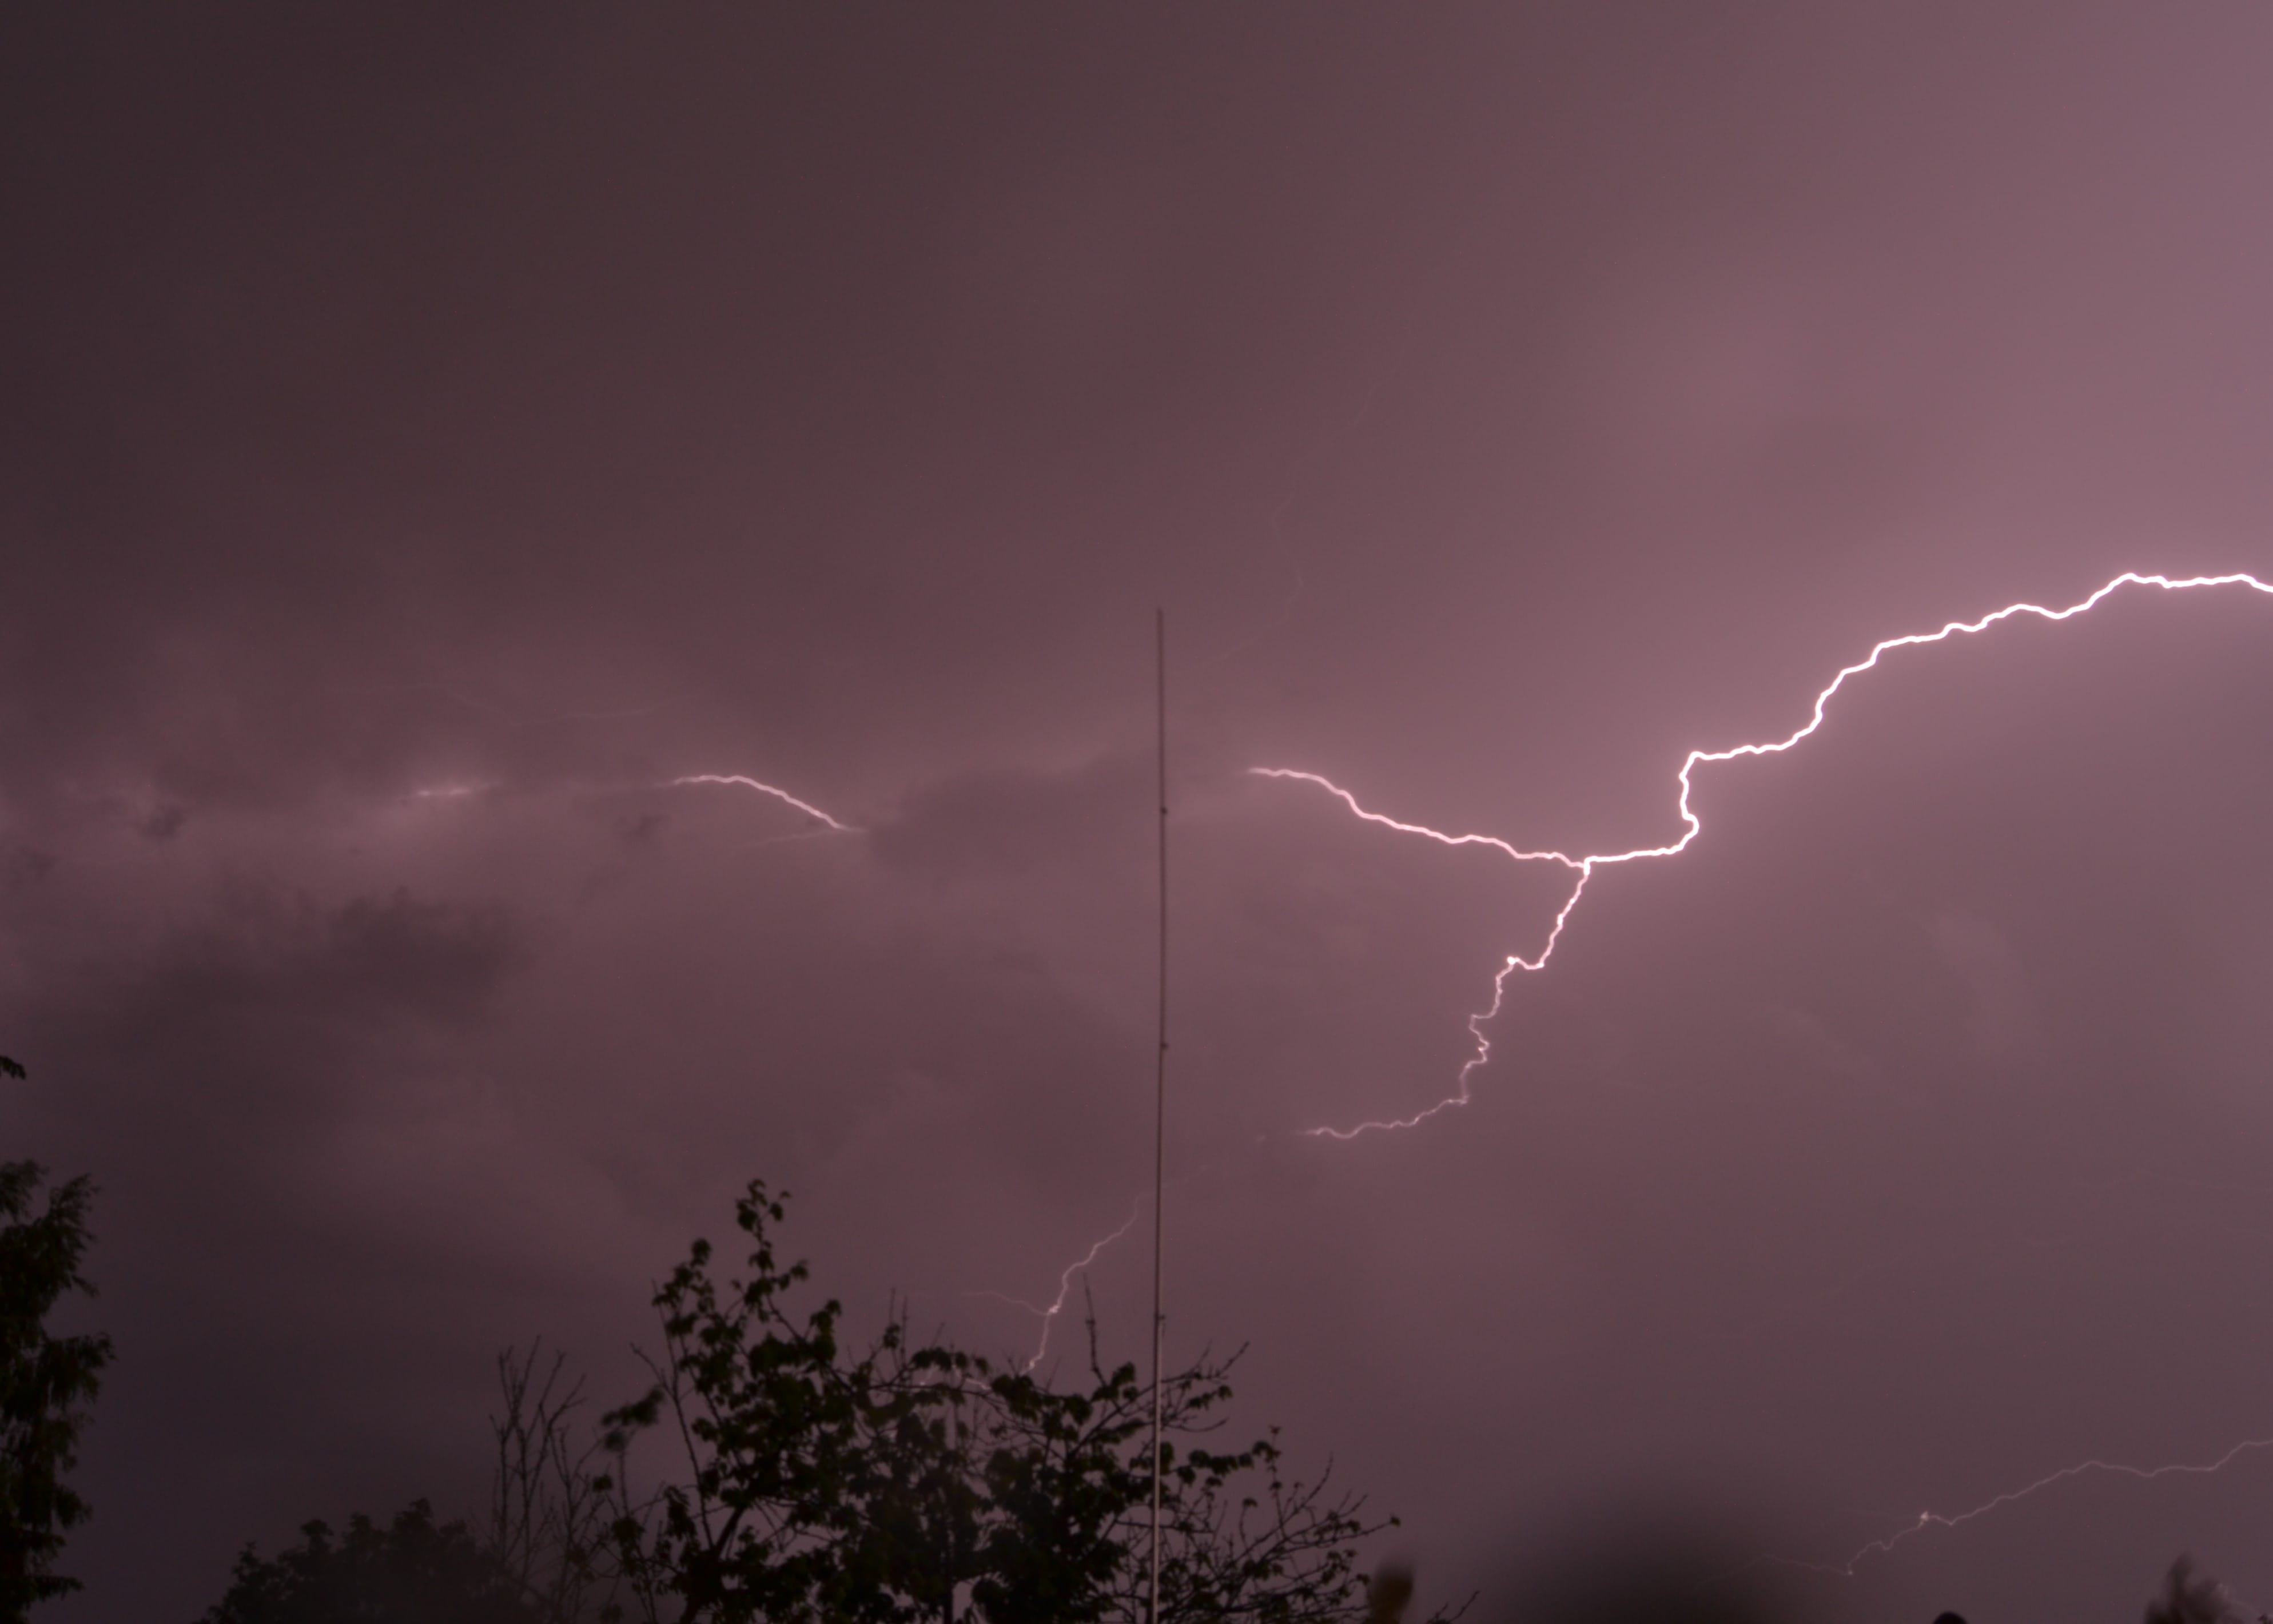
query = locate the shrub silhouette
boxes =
[196,1499,540,1624]
[589,1179,1461,1623]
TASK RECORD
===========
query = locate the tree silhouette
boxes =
[592,1180,1459,1624]
[0,1055,112,1618]
[490,1342,620,1623]
[2141,1556,2256,1624]
[196,1500,542,1624]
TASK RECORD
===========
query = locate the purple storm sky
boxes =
[9,7,2273,1620]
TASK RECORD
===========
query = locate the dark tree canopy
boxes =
[0,1056,112,1618]
[197,1500,543,1624]
[185,1178,1460,1623]
[594,1181,1455,1624]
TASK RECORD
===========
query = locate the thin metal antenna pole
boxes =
[1148,608,1168,1624]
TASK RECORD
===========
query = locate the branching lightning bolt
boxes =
[975,1198,1147,1372]
[1733,1434,2273,1583]
[665,773,861,832]
[1256,570,2273,1140]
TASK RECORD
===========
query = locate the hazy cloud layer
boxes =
[9,7,2273,1621]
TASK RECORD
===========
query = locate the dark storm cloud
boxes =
[10,5,2273,1621]
[0,882,532,1605]
[1,2,1456,805]
[13,882,523,1203]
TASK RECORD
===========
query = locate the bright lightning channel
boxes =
[1743,1434,2273,1582]
[977,1198,1146,1372]
[1256,570,2273,1140]
[666,773,860,832]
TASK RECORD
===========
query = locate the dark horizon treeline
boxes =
[191,1177,1461,1624]
[3,1050,2262,1623]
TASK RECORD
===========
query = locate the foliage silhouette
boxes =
[196,1499,542,1624]
[2141,1555,2251,1624]
[592,1180,1458,1624]
[0,1054,112,1619]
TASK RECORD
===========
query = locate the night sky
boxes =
[10,8,2273,1621]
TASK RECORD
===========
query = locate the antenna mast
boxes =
[1148,607,1168,1624]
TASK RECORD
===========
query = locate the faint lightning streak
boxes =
[1738,1434,2273,1582]
[403,781,499,802]
[1257,571,2273,1139]
[984,1198,1146,1373]
[966,1288,1050,1317]
[665,774,860,832]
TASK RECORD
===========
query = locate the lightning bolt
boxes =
[403,781,499,802]
[977,1197,1147,1372]
[665,773,861,832]
[1257,570,2273,1139]
[1732,1433,2273,1582]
